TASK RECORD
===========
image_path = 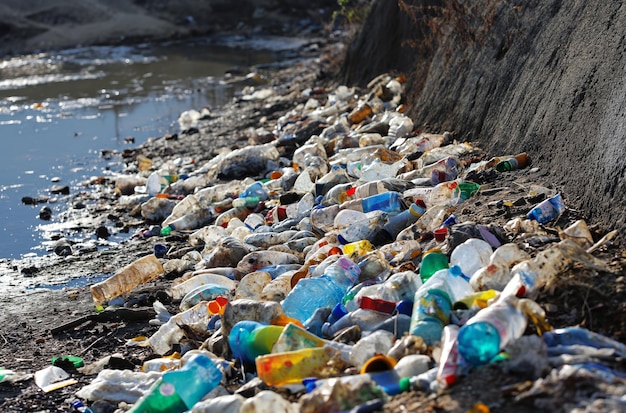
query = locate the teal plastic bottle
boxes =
[457,296,527,366]
[128,353,222,413]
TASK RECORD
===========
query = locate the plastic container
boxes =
[380,203,425,241]
[410,266,472,345]
[89,255,164,306]
[228,321,284,364]
[526,193,565,224]
[437,324,460,388]
[315,164,351,197]
[361,191,406,214]
[419,250,449,283]
[232,181,269,208]
[128,353,222,413]
[334,209,388,244]
[495,152,529,172]
[160,208,213,236]
[255,346,340,386]
[449,238,493,279]
[281,257,360,323]
[457,295,527,366]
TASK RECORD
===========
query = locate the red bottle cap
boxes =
[358,296,397,314]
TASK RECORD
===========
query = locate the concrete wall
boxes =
[342,0,626,232]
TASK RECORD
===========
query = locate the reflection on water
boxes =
[0,37,285,259]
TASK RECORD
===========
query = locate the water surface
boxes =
[0,36,301,259]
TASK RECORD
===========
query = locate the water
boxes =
[0,36,302,260]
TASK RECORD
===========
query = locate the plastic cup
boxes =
[434,227,448,242]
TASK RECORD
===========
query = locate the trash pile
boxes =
[28,73,626,412]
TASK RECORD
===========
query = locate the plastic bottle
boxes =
[128,353,222,413]
[449,238,493,279]
[281,257,360,323]
[348,102,373,124]
[214,206,251,228]
[232,181,269,208]
[160,208,213,236]
[437,324,460,388]
[410,266,472,345]
[315,164,351,197]
[89,255,164,306]
[361,191,406,214]
[419,249,449,283]
[343,240,375,257]
[457,295,527,366]
[334,209,388,244]
[428,181,461,206]
[344,270,422,312]
[542,327,626,357]
[495,152,529,172]
[379,202,426,241]
[255,346,341,386]
[228,320,284,364]
[72,400,94,413]
[526,193,565,224]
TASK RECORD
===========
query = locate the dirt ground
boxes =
[0,2,625,413]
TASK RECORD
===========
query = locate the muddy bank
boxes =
[0,0,337,56]
[342,0,626,236]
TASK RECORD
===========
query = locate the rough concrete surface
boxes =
[342,0,626,235]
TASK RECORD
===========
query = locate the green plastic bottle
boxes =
[128,353,222,413]
[419,249,449,283]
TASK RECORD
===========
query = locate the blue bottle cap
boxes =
[395,300,414,316]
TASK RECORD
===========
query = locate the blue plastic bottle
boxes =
[361,191,405,214]
[128,353,222,413]
[281,257,360,323]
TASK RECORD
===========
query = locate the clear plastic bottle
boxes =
[214,206,251,228]
[127,353,222,413]
[457,295,527,366]
[89,255,164,306]
[334,209,389,244]
[281,257,360,323]
[449,238,493,279]
[315,164,351,197]
[428,181,461,207]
